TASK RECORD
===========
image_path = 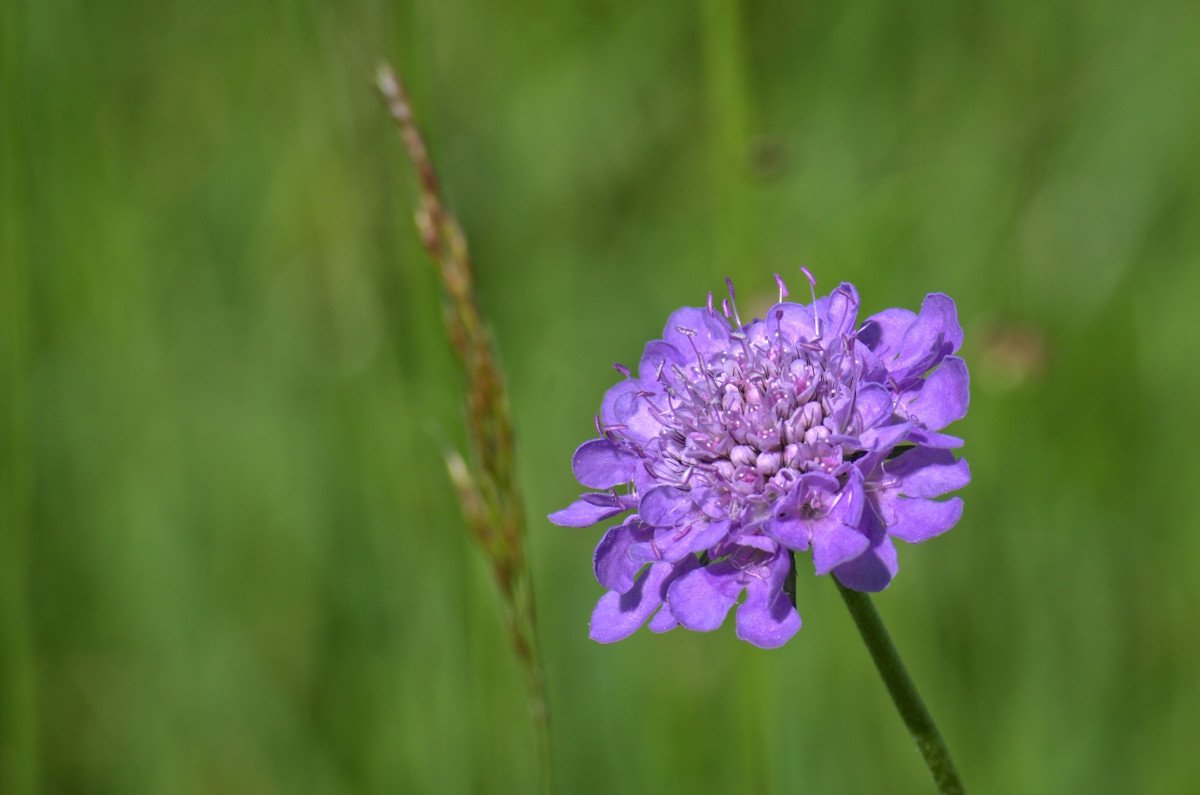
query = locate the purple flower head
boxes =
[550,276,970,648]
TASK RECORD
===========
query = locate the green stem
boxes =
[835,580,965,794]
[701,0,753,276]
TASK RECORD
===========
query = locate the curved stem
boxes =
[835,580,965,794]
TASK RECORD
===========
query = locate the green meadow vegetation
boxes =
[3,1,1200,792]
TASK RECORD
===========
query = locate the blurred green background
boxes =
[4,0,1200,792]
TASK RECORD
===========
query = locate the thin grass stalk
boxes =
[376,63,552,793]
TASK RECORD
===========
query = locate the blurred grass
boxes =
[3,0,1200,792]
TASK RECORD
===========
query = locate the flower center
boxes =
[638,327,854,524]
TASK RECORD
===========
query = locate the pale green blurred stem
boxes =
[1,2,41,790]
[835,580,965,794]
[702,0,753,276]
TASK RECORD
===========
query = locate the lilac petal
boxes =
[809,469,869,575]
[662,306,731,357]
[765,484,809,549]
[647,606,680,633]
[886,447,971,498]
[827,394,856,434]
[638,485,693,527]
[766,472,839,550]
[629,520,729,564]
[764,302,818,344]
[821,282,860,341]
[549,497,626,527]
[855,421,911,468]
[854,421,915,478]
[666,560,742,632]
[885,496,963,543]
[858,307,917,357]
[852,383,895,433]
[590,559,695,643]
[811,518,870,575]
[854,342,890,383]
[589,564,667,643]
[593,521,653,592]
[907,428,965,448]
[735,551,801,648]
[689,486,728,520]
[736,589,801,648]
[799,471,841,494]
[890,293,963,380]
[902,356,969,431]
[832,509,898,592]
[637,339,687,380]
[679,519,731,555]
[742,316,769,347]
[832,537,899,592]
[766,516,810,551]
[859,420,913,452]
[734,534,780,555]
[600,379,661,442]
[572,438,638,489]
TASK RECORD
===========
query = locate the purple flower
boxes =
[551,275,970,648]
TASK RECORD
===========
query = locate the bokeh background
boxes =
[4,0,1200,792]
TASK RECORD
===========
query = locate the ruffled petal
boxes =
[735,550,801,648]
[733,534,778,554]
[629,519,731,564]
[589,558,697,643]
[672,519,730,557]
[593,521,653,592]
[888,293,962,381]
[763,302,818,345]
[765,472,840,550]
[809,469,869,575]
[666,560,742,632]
[832,540,899,592]
[662,306,732,358]
[907,428,965,448]
[600,379,661,442]
[689,486,729,520]
[832,510,898,592]
[859,420,913,452]
[854,420,915,478]
[765,515,810,551]
[638,485,693,527]
[647,606,680,633]
[851,383,895,433]
[637,339,687,380]
[548,497,627,527]
[572,438,638,489]
[821,282,860,341]
[858,307,917,358]
[884,496,963,543]
[901,356,969,431]
[811,520,870,575]
[885,447,971,498]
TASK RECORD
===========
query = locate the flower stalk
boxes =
[835,579,965,794]
[376,62,551,793]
